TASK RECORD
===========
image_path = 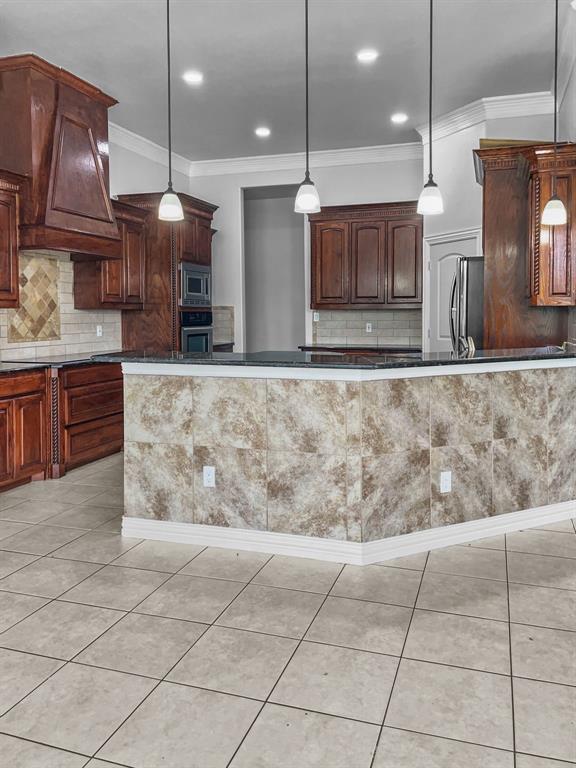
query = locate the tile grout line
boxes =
[224,561,347,767]
[368,549,431,768]
[504,532,518,768]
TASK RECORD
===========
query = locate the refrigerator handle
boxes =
[449,263,459,353]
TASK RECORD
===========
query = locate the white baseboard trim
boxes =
[122,500,576,566]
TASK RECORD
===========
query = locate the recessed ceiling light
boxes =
[391,112,409,124]
[254,126,271,138]
[182,70,204,86]
[356,48,379,64]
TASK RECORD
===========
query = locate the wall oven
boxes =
[180,263,211,307]
[181,310,213,354]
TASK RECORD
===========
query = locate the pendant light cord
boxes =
[166,0,173,190]
[304,0,310,180]
[427,0,434,182]
[552,0,559,195]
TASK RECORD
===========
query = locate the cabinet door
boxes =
[0,190,19,308]
[0,399,14,485]
[123,220,146,304]
[196,219,213,266]
[350,221,386,304]
[180,219,197,262]
[386,219,422,305]
[311,222,349,306]
[100,223,124,304]
[13,393,46,479]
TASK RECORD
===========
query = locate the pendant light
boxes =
[294,0,321,214]
[158,0,184,221]
[417,0,444,216]
[542,0,567,226]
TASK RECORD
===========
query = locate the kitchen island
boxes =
[95,348,576,564]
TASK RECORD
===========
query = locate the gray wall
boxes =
[243,187,305,352]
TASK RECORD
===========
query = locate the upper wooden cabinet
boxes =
[72,200,149,310]
[528,145,576,307]
[309,203,423,310]
[0,54,121,258]
[0,171,24,308]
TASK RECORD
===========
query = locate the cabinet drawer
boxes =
[64,379,123,425]
[64,413,123,470]
[0,370,46,399]
[61,363,122,389]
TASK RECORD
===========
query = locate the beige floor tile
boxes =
[60,565,169,611]
[95,516,122,533]
[0,734,88,768]
[0,591,48,632]
[305,595,412,655]
[0,647,63,715]
[374,551,428,570]
[271,640,398,723]
[252,555,343,594]
[216,584,323,639]
[76,612,206,678]
[513,677,576,762]
[112,539,204,572]
[385,658,514,750]
[516,755,576,768]
[0,499,77,524]
[168,625,297,699]
[0,550,38,579]
[136,574,244,623]
[229,703,379,768]
[0,600,123,660]
[0,525,85,555]
[51,532,142,564]
[427,546,507,581]
[179,547,271,582]
[330,564,422,607]
[0,663,155,755]
[464,535,506,550]
[0,520,31,541]
[44,505,121,530]
[98,682,261,768]
[534,519,576,533]
[404,609,510,674]
[0,557,101,598]
[507,530,576,559]
[84,761,124,767]
[0,495,25,512]
[373,727,514,768]
[86,488,124,509]
[6,483,104,505]
[417,572,509,621]
[509,582,576,631]
[511,624,576,686]
[507,551,576,591]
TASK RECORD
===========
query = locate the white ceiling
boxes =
[0,0,572,161]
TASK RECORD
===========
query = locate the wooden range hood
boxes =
[0,54,121,258]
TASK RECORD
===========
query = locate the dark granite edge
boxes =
[0,363,51,374]
[92,348,576,371]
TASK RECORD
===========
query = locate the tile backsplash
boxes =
[212,305,235,345]
[0,250,122,360]
[312,309,422,347]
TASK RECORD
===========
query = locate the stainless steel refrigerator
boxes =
[449,256,484,355]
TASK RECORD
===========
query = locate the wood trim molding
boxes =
[122,499,576,566]
[308,201,420,222]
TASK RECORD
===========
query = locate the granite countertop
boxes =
[92,346,576,370]
[1,351,125,369]
[0,362,50,374]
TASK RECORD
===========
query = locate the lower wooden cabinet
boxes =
[309,202,423,310]
[51,362,124,476]
[0,369,48,490]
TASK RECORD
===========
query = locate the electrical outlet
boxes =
[313,311,320,322]
[203,466,216,488]
[96,325,103,338]
[365,322,373,333]
[440,470,452,494]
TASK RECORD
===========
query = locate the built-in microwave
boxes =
[181,310,213,354]
[180,263,211,307]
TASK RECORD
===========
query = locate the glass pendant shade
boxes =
[158,188,184,221]
[294,178,321,214]
[417,178,444,215]
[542,194,567,226]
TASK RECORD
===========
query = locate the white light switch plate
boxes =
[313,311,320,322]
[203,466,216,488]
[365,323,372,333]
[440,471,452,494]
[96,325,103,338]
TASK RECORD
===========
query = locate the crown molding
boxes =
[108,122,192,178]
[417,91,554,143]
[187,142,423,177]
